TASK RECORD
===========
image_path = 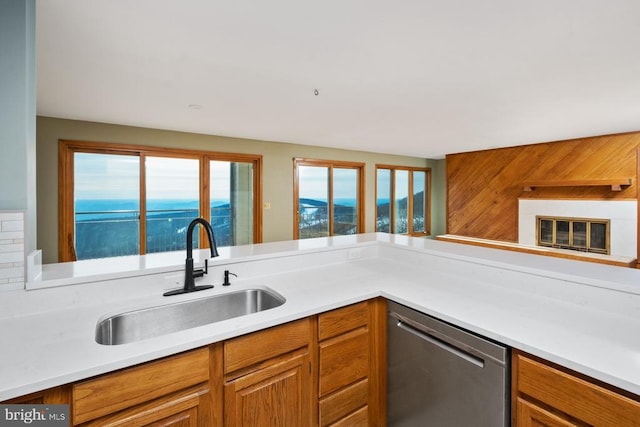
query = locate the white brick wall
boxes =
[0,211,24,287]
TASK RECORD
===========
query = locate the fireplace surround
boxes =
[519,199,636,258]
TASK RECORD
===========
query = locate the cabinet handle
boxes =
[396,320,485,368]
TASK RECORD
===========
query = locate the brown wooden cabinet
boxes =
[3,299,387,426]
[223,318,315,427]
[317,299,386,427]
[71,345,223,426]
[513,350,640,427]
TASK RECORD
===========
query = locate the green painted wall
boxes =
[37,116,446,263]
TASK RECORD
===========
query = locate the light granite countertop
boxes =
[1,233,639,401]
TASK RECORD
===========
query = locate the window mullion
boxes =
[61,146,75,261]
[568,220,573,248]
[390,170,395,232]
[328,166,334,236]
[199,157,209,250]
[139,153,147,255]
[407,170,414,235]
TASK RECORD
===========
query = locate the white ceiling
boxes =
[36,1,640,159]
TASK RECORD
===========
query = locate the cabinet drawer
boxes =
[329,405,368,427]
[319,328,369,397]
[319,378,368,426]
[224,318,311,374]
[81,385,207,427]
[318,301,368,341]
[73,348,210,424]
[516,397,577,427]
[515,353,640,427]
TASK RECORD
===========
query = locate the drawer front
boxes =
[329,405,369,427]
[73,348,210,424]
[224,318,310,374]
[516,397,578,427]
[83,385,207,427]
[516,353,640,427]
[319,378,368,427]
[318,301,368,341]
[319,328,369,397]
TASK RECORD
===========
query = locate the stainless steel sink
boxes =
[96,288,286,345]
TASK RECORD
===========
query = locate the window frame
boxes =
[375,164,431,237]
[293,158,365,239]
[58,140,262,262]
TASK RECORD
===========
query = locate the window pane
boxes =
[590,222,607,251]
[333,168,358,236]
[298,166,329,238]
[376,169,391,233]
[394,170,409,234]
[555,220,570,246]
[74,153,140,260]
[211,160,254,246]
[146,156,200,253]
[572,222,587,248]
[412,171,426,233]
[539,219,553,244]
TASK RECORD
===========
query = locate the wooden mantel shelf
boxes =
[522,178,633,192]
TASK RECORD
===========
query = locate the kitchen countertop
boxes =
[1,233,640,401]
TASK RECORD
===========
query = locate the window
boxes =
[210,160,254,246]
[73,152,140,259]
[375,165,430,236]
[537,216,609,254]
[293,158,364,239]
[59,141,262,261]
[145,156,200,254]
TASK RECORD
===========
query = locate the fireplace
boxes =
[518,199,636,258]
[536,216,609,254]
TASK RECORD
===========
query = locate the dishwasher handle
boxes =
[396,319,485,368]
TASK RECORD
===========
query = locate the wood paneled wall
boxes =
[446,132,640,242]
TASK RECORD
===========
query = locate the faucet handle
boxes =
[192,259,209,278]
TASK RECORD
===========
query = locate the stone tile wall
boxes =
[0,211,24,287]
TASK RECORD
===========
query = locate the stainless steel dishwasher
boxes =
[387,301,509,426]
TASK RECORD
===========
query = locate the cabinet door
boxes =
[224,351,312,427]
[516,398,578,427]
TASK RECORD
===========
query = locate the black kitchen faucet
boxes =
[164,218,219,296]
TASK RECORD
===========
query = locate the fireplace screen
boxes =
[537,216,609,254]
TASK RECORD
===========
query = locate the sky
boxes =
[74,153,232,200]
[298,165,357,200]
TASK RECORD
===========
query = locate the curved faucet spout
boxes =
[164,217,219,296]
[186,217,219,259]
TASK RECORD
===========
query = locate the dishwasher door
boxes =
[387,301,509,427]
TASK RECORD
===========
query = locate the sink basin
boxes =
[96,288,286,345]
